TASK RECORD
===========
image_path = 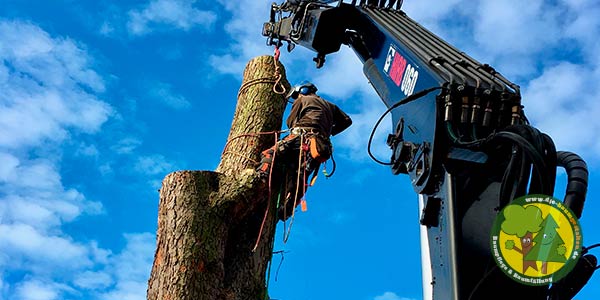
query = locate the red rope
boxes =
[274,46,281,61]
[252,131,281,252]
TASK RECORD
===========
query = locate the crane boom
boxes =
[262,1,595,299]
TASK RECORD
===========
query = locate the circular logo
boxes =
[490,194,583,286]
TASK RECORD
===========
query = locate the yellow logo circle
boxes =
[490,194,583,285]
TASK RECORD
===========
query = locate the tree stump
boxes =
[147,55,290,300]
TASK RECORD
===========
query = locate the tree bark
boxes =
[147,55,290,300]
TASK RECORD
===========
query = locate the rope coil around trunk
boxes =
[237,53,287,98]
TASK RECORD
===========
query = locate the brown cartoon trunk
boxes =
[521,231,538,273]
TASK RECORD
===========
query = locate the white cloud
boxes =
[1,231,154,299]
[400,1,600,162]
[74,271,113,290]
[0,21,111,150]
[301,46,398,162]
[473,0,560,54]
[0,158,103,231]
[210,0,600,168]
[0,224,91,270]
[99,233,155,300]
[0,152,19,181]
[0,19,114,299]
[335,103,390,162]
[209,0,283,76]
[14,279,74,300]
[76,143,100,158]
[309,47,373,100]
[134,154,174,176]
[374,291,415,300]
[111,137,143,154]
[89,241,113,265]
[402,0,465,26]
[127,0,217,35]
[15,280,58,300]
[134,154,177,189]
[523,62,600,158]
[148,81,191,110]
[99,21,115,36]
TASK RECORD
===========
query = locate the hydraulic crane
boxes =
[262,1,597,299]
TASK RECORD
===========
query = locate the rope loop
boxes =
[221,130,288,164]
[272,46,287,95]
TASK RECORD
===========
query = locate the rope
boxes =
[221,150,259,165]
[252,132,281,252]
[272,47,286,95]
[237,47,287,98]
[263,249,288,300]
[221,130,287,165]
[237,77,278,99]
[283,135,307,243]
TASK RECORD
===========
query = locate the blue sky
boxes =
[0,0,599,299]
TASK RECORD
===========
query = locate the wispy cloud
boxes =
[134,154,175,176]
[0,21,111,149]
[127,0,217,36]
[97,233,155,300]
[523,62,600,159]
[14,279,74,300]
[0,224,92,271]
[111,137,143,155]
[147,81,191,110]
[73,271,113,290]
[0,19,154,299]
[0,19,109,238]
[359,0,600,164]
[209,0,287,76]
[134,154,178,189]
[210,0,600,169]
[374,291,415,300]
[304,47,392,162]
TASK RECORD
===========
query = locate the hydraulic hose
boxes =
[557,151,588,218]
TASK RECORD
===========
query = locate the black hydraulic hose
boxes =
[515,149,532,196]
[548,254,597,300]
[499,145,521,206]
[542,133,557,193]
[367,86,443,165]
[491,131,549,192]
[557,151,588,218]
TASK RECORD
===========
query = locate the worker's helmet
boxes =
[288,82,318,99]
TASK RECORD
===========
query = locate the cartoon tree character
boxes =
[525,213,567,274]
[501,204,544,273]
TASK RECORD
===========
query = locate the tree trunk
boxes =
[147,55,290,300]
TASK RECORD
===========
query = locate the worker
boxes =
[256,81,352,220]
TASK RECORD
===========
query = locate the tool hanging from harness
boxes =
[256,127,334,221]
[305,130,333,185]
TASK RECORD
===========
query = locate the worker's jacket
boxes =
[286,94,352,137]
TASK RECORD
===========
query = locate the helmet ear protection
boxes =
[288,82,318,99]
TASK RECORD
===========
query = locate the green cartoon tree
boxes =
[525,213,567,274]
[501,204,544,273]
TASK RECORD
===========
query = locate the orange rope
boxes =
[252,132,281,252]
[283,135,308,243]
